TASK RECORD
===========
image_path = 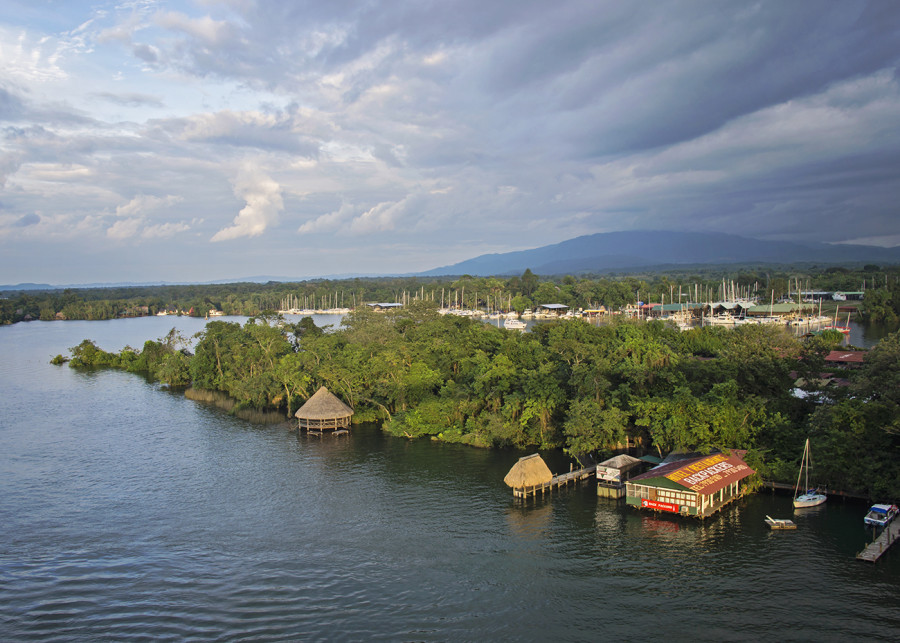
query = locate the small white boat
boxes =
[504,318,526,330]
[793,438,826,508]
[863,504,899,527]
[765,515,797,530]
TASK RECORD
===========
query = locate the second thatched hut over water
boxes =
[294,386,354,431]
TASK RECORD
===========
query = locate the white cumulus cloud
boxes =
[211,165,284,241]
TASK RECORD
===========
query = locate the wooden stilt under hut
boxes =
[295,386,354,432]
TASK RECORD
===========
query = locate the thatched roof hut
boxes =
[295,386,354,430]
[504,454,553,489]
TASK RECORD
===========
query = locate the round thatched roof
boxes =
[294,386,354,420]
[503,454,553,488]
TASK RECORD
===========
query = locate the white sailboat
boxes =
[793,438,826,508]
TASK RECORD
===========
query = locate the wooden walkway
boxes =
[857,522,900,562]
[513,465,597,499]
[761,481,869,501]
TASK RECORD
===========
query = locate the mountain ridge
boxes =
[417,231,900,276]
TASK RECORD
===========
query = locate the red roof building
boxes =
[626,451,755,518]
[824,350,866,367]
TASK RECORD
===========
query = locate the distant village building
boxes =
[746,303,809,318]
[710,302,752,317]
[294,386,354,431]
[581,306,608,318]
[832,291,864,301]
[366,302,404,311]
[537,304,569,317]
[625,451,755,518]
[824,350,866,369]
[650,303,707,318]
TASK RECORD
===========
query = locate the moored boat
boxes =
[863,504,899,527]
[504,318,526,330]
[765,515,797,530]
[793,438,826,509]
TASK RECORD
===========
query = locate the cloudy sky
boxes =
[1,1,899,284]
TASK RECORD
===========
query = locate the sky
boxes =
[1,1,900,285]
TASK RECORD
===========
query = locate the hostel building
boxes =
[625,451,755,518]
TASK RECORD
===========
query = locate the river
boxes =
[1,316,898,641]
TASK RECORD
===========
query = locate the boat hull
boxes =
[793,493,827,508]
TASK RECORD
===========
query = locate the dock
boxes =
[512,464,597,499]
[765,515,797,530]
[856,522,900,562]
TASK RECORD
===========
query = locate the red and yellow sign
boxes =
[664,453,753,494]
[641,499,679,513]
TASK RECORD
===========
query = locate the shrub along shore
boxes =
[57,302,900,500]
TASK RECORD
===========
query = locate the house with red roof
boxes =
[625,451,755,518]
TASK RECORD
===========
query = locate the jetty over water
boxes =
[857,522,900,562]
[504,454,597,499]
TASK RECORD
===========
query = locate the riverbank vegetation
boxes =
[58,301,900,500]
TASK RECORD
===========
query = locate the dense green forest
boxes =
[5,263,900,325]
[58,301,900,500]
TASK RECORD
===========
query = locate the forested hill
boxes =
[419,231,900,276]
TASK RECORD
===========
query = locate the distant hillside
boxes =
[419,231,900,276]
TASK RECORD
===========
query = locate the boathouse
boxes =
[366,302,404,311]
[537,304,569,317]
[625,451,755,518]
[294,386,354,431]
[596,454,645,498]
[746,302,809,318]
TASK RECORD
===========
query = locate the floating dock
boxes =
[765,515,797,530]
[857,522,900,562]
[512,465,597,499]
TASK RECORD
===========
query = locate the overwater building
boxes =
[294,386,354,431]
[625,451,755,518]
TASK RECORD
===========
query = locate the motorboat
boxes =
[863,504,899,527]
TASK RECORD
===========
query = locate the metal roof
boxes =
[630,452,754,496]
[747,303,807,314]
[825,350,866,363]
[539,303,569,309]
[651,303,705,312]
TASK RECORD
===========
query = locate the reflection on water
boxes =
[505,503,554,540]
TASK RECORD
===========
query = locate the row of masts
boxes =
[277,275,868,315]
[280,291,351,312]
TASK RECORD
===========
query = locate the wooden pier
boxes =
[512,465,597,499]
[856,522,900,562]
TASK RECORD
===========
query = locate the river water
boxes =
[1,316,898,641]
